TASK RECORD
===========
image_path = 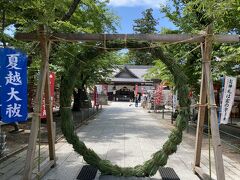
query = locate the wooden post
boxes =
[203,24,225,180]
[22,25,51,180]
[194,43,207,167]
[162,108,164,119]
[194,24,225,180]
[44,42,56,164]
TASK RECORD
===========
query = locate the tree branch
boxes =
[61,0,82,21]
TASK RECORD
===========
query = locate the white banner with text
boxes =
[220,76,237,124]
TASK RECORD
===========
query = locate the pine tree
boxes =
[133,8,158,34]
[129,8,158,65]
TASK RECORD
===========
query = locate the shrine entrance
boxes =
[15,24,240,180]
[115,86,134,102]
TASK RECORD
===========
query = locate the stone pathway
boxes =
[43,102,199,180]
[1,102,240,179]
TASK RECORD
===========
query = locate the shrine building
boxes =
[106,65,154,101]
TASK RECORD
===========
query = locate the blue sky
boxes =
[4,0,177,36]
[108,0,177,33]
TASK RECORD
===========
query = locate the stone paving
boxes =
[43,102,200,180]
[1,102,240,179]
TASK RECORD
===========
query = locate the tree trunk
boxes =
[79,87,91,108]
[72,88,81,111]
[61,0,82,21]
[72,86,91,110]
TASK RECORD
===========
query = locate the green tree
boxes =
[144,60,174,86]
[1,0,119,111]
[186,0,240,33]
[154,0,240,96]
[129,8,159,65]
[133,8,158,34]
[73,50,120,110]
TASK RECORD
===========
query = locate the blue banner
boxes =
[0,48,28,123]
[0,49,2,121]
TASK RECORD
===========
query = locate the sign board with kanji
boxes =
[220,76,237,124]
[0,48,28,123]
[40,72,55,118]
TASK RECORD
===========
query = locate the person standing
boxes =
[135,94,139,107]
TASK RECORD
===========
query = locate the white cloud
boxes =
[108,0,166,8]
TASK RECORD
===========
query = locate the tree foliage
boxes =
[1,0,120,111]
[145,0,240,96]
[133,8,158,34]
[145,60,174,86]
[127,8,159,65]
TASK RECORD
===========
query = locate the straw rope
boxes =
[59,45,190,177]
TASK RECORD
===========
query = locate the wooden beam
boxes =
[194,43,207,167]
[15,33,240,43]
[22,25,49,180]
[15,33,203,42]
[51,33,206,43]
[204,24,225,180]
[214,35,240,43]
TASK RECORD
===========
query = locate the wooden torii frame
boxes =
[15,25,239,180]
[19,25,56,180]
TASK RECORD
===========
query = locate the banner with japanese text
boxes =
[40,72,55,118]
[0,48,28,123]
[220,76,237,124]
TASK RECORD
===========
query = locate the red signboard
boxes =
[41,72,55,118]
[93,86,99,106]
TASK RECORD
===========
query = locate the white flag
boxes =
[220,76,237,124]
